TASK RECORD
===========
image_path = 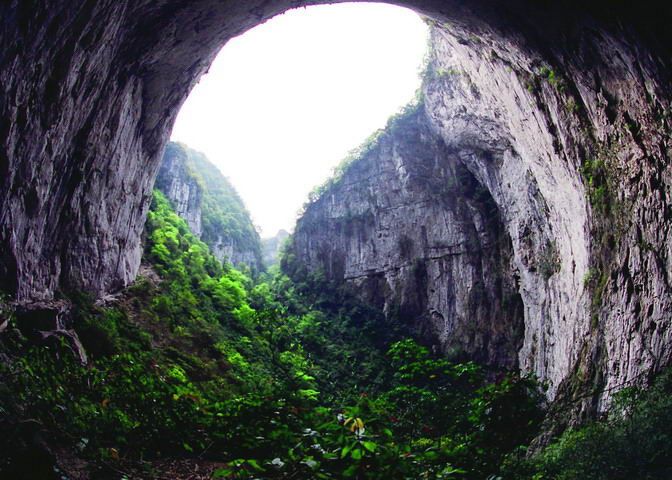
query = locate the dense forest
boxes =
[2,155,672,479]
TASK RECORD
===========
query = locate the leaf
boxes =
[212,468,234,478]
[246,459,265,471]
[351,448,363,460]
[302,458,319,469]
[362,441,377,452]
[343,464,359,477]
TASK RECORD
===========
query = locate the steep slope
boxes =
[156,142,263,272]
[0,0,671,438]
[0,190,547,479]
[155,142,203,237]
[286,103,524,369]
[1,0,669,306]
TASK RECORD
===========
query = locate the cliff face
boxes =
[155,143,203,237]
[289,17,672,410]
[288,106,524,368]
[155,142,262,271]
[421,23,672,410]
[262,230,290,267]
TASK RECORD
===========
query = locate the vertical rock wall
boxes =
[155,143,203,237]
[155,142,263,271]
[420,17,672,411]
[0,0,291,301]
[290,14,672,409]
[288,106,524,369]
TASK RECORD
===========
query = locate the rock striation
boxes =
[287,106,524,369]
[289,14,672,413]
[262,229,290,267]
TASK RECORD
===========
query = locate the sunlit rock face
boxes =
[419,27,591,400]
[0,0,670,413]
[290,23,592,399]
[420,16,672,412]
[288,8,672,411]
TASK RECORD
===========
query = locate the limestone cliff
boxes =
[155,142,262,272]
[288,18,672,415]
[155,143,203,237]
[262,229,290,267]
[287,105,524,369]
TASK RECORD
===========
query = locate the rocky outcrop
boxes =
[420,20,672,413]
[288,106,524,368]
[0,0,670,415]
[12,300,88,364]
[155,142,262,272]
[181,145,263,272]
[209,236,260,271]
[155,143,203,237]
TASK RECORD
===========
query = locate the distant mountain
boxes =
[261,229,290,267]
[155,142,263,272]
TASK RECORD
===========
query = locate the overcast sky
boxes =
[171,3,428,237]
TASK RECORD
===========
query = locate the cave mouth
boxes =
[2,0,669,411]
[169,3,429,238]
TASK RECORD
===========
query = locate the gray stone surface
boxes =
[156,143,203,237]
[209,235,260,271]
[289,107,524,369]
[262,229,291,267]
[289,13,672,411]
[155,142,262,271]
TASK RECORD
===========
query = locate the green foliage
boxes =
[505,368,672,479]
[0,191,294,467]
[6,175,666,479]
[210,337,544,480]
[260,266,402,400]
[1,190,546,478]
[539,66,567,92]
[580,156,610,213]
[302,99,424,212]
[428,66,462,80]
[565,97,580,114]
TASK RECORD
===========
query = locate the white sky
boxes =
[171,3,428,237]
